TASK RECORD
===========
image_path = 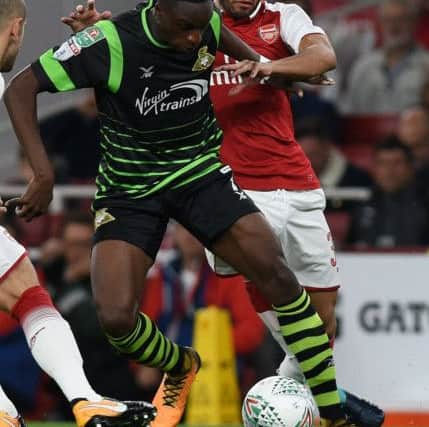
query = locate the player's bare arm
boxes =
[3,67,54,221]
[218,33,337,82]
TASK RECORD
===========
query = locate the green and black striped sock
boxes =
[274,289,344,420]
[107,312,184,373]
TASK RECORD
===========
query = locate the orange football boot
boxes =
[73,398,156,427]
[152,347,201,427]
[0,412,26,427]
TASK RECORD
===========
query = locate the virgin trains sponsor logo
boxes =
[135,79,209,116]
[210,54,243,87]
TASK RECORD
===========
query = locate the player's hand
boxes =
[6,176,54,222]
[216,60,273,80]
[306,74,335,86]
[227,78,304,97]
[61,0,112,33]
[216,61,273,96]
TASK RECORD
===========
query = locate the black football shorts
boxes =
[92,168,260,260]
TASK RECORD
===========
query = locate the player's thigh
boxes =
[170,171,278,277]
[204,188,284,276]
[91,202,168,319]
[170,171,299,300]
[284,190,340,290]
[211,212,287,284]
[0,227,38,312]
[170,170,259,257]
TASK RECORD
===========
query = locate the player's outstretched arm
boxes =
[4,67,54,221]
[217,33,336,82]
[270,33,337,80]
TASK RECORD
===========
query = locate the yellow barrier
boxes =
[187,306,241,425]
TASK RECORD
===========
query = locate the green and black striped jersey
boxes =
[32,0,223,201]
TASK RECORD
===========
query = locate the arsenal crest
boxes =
[259,24,280,44]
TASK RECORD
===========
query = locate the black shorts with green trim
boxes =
[92,168,260,260]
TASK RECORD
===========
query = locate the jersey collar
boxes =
[249,1,264,20]
[141,0,169,49]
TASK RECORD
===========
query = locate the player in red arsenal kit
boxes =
[207,1,385,426]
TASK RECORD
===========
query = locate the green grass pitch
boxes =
[28,425,243,427]
[28,424,243,427]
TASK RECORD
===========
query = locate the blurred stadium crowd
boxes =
[1,0,429,422]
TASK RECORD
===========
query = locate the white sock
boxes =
[258,310,306,383]
[22,307,102,403]
[0,385,18,418]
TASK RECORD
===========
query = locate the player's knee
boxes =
[0,257,39,312]
[97,303,137,337]
[271,256,299,288]
[255,255,300,302]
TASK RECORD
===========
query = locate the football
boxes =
[242,376,316,427]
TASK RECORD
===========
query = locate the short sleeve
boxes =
[276,4,326,53]
[31,21,123,94]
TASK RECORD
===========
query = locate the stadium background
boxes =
[1,0,429,426]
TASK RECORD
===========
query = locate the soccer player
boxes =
[207,1,384,426]
[5,1,355,426]
[0,1,156,427]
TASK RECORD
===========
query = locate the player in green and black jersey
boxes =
[36,1,225,202]
[4,1,350,426]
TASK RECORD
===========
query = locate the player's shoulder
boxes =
[111,4,142,33]
[52,24,109,62]
[264,1,306,18]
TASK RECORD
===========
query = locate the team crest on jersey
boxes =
[192,46,215,72]
[259,24,280,44]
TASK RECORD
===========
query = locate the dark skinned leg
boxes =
[91,240,185,373]
[211,212,301,305]
[211,213,344,420]
[91,240,151,336]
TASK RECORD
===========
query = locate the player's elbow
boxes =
[321,46,337,72]
[310,45,336,76]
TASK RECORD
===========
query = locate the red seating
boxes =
[340,114,398,146]
[339,114,399,172]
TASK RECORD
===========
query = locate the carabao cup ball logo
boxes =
[242,377,316,427]
[242,395,266,427]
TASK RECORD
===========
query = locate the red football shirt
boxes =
[211,1,324,190]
